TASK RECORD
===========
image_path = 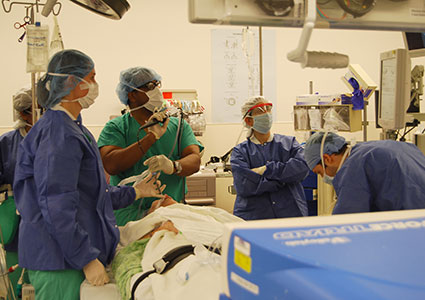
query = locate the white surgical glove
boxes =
[147,110,169,140]
[251,165,266,175]
[134,173,166,199]
[144,155,174,175]
[83,259,110,286]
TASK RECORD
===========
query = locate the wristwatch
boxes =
[173,161,182,174]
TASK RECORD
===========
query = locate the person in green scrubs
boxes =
[98,67,203,226]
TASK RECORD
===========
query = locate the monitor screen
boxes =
[380,57,397,121]
[405,32,425,50]
[378,49,411,130]
[402,32,425,58]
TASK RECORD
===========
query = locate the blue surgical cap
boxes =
[116,67,162,105]
[37,49,94,109]
[304,132,347,170]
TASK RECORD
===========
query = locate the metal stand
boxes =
[363,100,368,141]
[1,0,62,125]
[259,26,263,96]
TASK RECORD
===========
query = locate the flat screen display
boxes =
[404,32,425,50]
[380,58,397,120]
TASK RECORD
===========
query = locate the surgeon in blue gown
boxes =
[304,131,425,214]
[230,96,309,220]
[0,86,33,295]
[13,49,165,300]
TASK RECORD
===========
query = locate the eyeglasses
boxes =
[243,102,273,118]
[249,105,272,116]
[138,80,161,91]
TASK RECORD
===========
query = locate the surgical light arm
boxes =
[287,0,349,69]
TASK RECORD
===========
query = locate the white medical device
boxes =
[189,0,425,31]
[378,49,411,130]
[220,209,425,300]
[189,0,425,69]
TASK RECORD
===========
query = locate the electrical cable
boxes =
[317,4,347,20]
[134,107,184,210]
[177,109,186,204]
[399,124,419,142]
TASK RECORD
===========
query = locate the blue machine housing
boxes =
[220,210,425,300]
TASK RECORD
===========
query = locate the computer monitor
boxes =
[378,49,411,130]
[402,32,425,58]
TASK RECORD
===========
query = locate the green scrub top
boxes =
[98,113,203,226]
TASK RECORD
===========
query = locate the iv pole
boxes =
[259,26,263,96]
[1,0,62,125]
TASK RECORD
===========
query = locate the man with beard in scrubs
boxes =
[97,67,203,225]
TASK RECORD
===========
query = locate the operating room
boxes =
[1,0,425,299]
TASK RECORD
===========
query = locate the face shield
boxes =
[243,102,273,119]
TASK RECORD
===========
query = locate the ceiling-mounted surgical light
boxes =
[69,0,130,20]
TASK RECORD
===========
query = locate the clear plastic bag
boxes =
[323,107,350,131]
[187,113,206,136]
[294,108,308,130]
[308,108,322,130]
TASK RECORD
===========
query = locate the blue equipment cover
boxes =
[221,210,425,300]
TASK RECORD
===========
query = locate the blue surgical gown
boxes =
[333,141,425,214]
[13,110,135,271]
[0,129,23,252]
[0,129,23,185]
[230,134,309,220]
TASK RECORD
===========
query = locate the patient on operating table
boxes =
[104,201,243,300]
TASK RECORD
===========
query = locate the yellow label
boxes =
[234,249,252,273]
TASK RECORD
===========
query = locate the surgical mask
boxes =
[320,131,350,185]
[48,72,99,109]
[252,112,273,134]
[127,86,164,113]
[62,80,99,109]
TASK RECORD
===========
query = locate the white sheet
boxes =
[80,280,121,300]
[81,204,243,300]
[134,231,222,300]
[119,203,242,248]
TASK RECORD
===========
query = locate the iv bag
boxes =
[26,24,49,73]
[50,16,64,58]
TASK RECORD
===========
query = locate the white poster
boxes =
[211,28,276,123]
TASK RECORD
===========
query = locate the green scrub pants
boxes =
[28,269,85,300]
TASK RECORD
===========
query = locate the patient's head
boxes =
[142,220,178,239]
[148,194,177,214]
